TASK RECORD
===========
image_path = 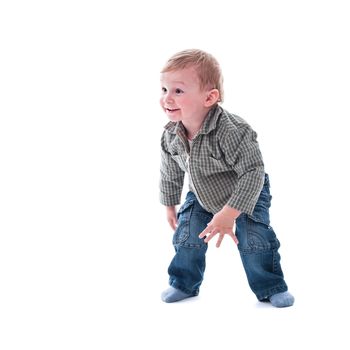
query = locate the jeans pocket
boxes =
[246,214,280,251]
[173,200,195,245]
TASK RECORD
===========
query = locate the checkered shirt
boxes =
[159,105,265,215]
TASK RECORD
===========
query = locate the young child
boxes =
[159,49,294,307]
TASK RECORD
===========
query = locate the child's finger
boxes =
[228,232,239,244]
[204,227,220,243]
[216,233,225,248]
[198,225,211,239]
[168,218,177,230]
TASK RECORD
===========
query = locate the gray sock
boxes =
[269,291,295,307]
[161,287,192,303]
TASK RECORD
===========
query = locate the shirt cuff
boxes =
[160,192,182,207]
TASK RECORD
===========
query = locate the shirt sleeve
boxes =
[159,132,185,206]
[222,124,265,215]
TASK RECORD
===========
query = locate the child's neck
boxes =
[182,111,209,140]
[186,128,200,141]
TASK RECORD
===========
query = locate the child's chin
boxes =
[167,114,181,122]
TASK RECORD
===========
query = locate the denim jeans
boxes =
[167,174,288,300]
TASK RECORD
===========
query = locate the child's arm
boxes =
[159,132,185,207]
[199,122,264,247]
[199,205,240,247]
[221,124,265,215]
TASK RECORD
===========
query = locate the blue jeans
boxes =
[167,174,288,301]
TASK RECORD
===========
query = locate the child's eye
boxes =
[161,87,167,93]
[175,88,184,94]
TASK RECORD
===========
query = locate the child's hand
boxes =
[198,206,240,247]
[166,206,178,230]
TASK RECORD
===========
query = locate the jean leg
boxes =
[168,192,213,295]
[235,175,288,300]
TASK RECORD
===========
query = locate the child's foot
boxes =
[269,291,295,307]
[161,287,192,303]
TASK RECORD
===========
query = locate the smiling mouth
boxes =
[166,108,180,112]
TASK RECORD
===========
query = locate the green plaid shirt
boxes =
[159,105,265,215]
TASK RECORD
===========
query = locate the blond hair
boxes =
[161,49,224,102]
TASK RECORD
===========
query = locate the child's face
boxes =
[160,67,210,123]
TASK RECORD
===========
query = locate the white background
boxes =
[1,0,349,349]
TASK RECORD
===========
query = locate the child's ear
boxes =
[204,89,220,107]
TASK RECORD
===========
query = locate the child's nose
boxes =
[164,93,174,104]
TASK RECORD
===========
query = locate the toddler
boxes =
[159,49,294,307]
